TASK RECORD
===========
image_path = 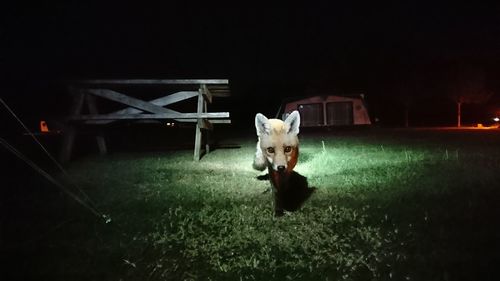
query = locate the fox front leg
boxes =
[273,191,285,217]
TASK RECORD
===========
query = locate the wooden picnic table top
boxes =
[75,79,229,85]
[72,79,231,97]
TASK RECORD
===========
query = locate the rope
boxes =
[0,137,109,221]
[0,97,111,224]
[0,97,97,206]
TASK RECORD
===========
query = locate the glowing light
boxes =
[493,117,500,122]
[475,123,499,130]
[40,120,49,133]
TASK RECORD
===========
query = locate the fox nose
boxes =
[277,165,286,172]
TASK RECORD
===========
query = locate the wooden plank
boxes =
[207,85,230,90]
[87,89,175,114]
[198,98,213,130]
[211,92,231,97]
[210,119,231,124]
[198,119,213,130]
[86,94,108,155]
[90,118,229,123]
[87,91,198,124]
[78,79,229,85]
[207,88,231,97]
[193,89,204,161]
[72,112,229,120]
[205,130,211,154]
[203,98,211,153]
[160,119,230,124]
[86,89,228,122]
[207,85,230,96]
[151,91,199,105]
[59,89,85,163]
[152,118,230,123]
[200,84,212,103]
[59,127,77,163]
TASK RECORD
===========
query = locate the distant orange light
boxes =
[475,123,499,129]
[40,120,49,133]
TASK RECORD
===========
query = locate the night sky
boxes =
[2,2,500,126]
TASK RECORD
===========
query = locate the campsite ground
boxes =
[2,127,500,280]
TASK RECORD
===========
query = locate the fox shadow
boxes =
[257,171,316,212]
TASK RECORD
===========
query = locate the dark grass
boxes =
[2,128,500,280]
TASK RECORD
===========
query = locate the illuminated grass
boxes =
[34,130,500,280]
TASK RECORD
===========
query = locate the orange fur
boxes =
[253,111,301,215]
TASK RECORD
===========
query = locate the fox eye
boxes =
[284,146,292,153]
[266,147,275,154]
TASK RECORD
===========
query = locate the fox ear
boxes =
[285,110,300,135]
[255,113,270,136]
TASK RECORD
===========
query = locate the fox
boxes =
[253,110,302,216]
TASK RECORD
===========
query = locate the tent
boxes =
[278,95,371,127]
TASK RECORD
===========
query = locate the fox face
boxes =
[253,111,300,173]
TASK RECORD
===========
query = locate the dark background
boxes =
[1,5,500,280]
[2,2,500,128]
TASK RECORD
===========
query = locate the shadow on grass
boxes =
[257,171,316,213]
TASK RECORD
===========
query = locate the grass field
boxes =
[3,128,500,280]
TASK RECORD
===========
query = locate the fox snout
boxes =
[271,162,288,173]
